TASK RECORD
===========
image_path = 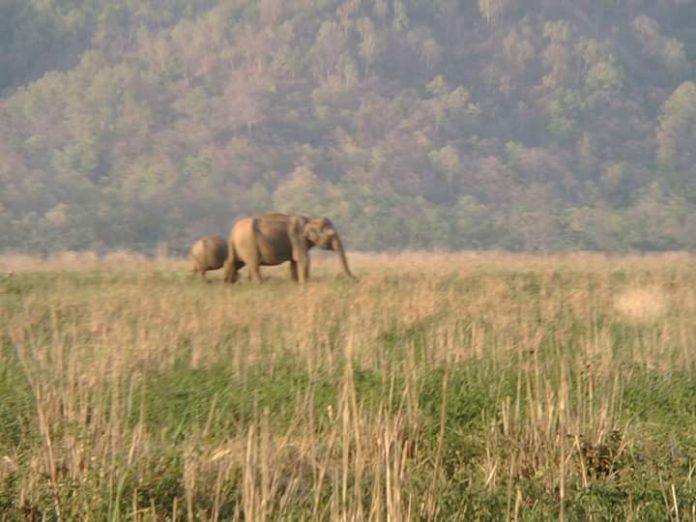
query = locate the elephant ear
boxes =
[303,218,323,245]
[288,215,310,253]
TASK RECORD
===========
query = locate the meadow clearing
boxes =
[1,251,696,520]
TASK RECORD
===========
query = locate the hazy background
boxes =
[1,0,695,254]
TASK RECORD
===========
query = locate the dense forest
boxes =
[2,0,696,253]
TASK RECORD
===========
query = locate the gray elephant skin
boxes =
[223,213,355,284]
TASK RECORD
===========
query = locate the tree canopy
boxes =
[2,0,696,253]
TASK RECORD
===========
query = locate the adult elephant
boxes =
[223,213,355,284]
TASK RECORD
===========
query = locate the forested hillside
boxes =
[2,0,696,253]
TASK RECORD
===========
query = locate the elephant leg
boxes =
[223,260,234,283]
[296,256,309,284]
[224,248,241,284]
[287,216,310,284]
[249,263,263,283]
[290,261,299,282]
[223,263,238,284]
[243,241,263,283]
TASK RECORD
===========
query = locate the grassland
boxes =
[1,252,696,520]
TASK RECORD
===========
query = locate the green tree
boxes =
[2,0,696,253]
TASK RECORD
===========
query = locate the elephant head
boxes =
[303,217,356,279]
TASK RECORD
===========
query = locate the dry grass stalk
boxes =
[1,251,696,518]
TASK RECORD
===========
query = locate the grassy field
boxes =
[1,252,696,520]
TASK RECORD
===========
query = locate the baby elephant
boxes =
[190,235,228,281]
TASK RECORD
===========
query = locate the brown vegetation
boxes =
[1,252,696,519]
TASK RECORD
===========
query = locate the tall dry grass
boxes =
[1,251,696,519]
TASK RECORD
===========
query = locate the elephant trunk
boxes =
[331,236,356,279]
